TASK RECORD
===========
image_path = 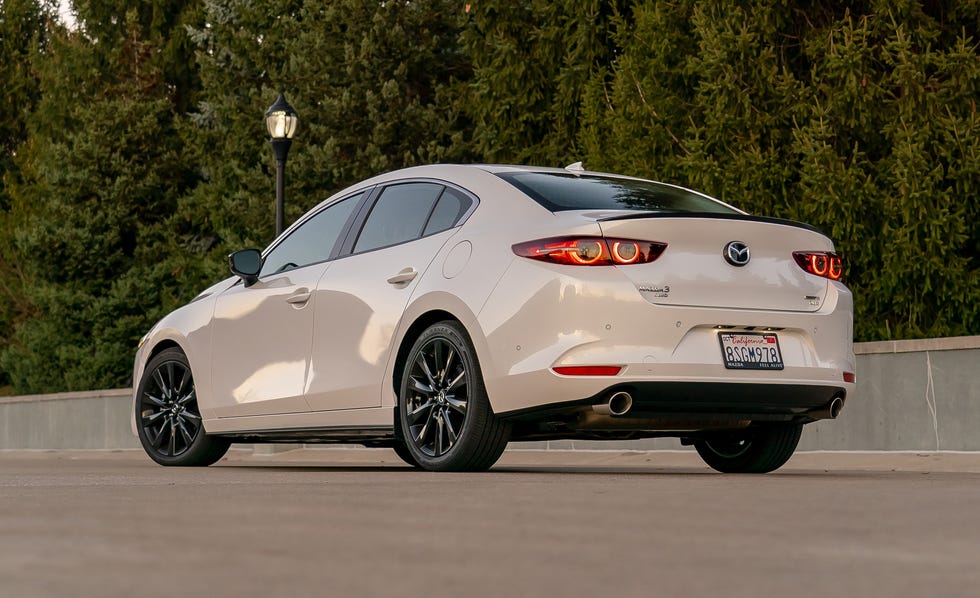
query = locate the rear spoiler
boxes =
[597,211,826,236]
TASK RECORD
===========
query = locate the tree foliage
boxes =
[0,0,977,393]
[0,2,204,392]
[578,0,980,340]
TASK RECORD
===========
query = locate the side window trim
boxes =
[337,184,383,257]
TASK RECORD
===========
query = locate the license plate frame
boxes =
[719,332,784,370]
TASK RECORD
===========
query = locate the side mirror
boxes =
[229,249,262,286]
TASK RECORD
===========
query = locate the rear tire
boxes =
[694,423,802,474]
[136,348,230,466]
[398,321,510,472]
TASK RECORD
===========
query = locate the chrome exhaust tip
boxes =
[809,395,845,420]
[592,391,633,417]
[829,396,844,419]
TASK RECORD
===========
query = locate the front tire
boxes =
[398,321,510,472]
[694,423,802,474]
[391,441,422,469]
[136,348,230,466]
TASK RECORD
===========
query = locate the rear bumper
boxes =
[501,381,846,422]
[498,380,848,442]
[477,258,855,416]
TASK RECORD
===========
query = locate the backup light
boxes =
[793,251,844,281]
[513,236,667,266]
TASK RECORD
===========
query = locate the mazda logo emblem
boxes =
[723,241,751,267]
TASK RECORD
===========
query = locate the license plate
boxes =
[719,332,784,370]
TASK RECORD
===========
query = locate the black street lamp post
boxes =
[265,92,299,237]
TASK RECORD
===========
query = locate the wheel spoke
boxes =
[176,366,191,395]
[152,369,168,399]
[415,407,436,445]
[409,400,436,424]
[177,389,196,406]
[416,353,438,388]
[409,376,434,396]
[442,407,457,447]
[151,421,169,448]
[180,411,201,421]
[177,420,194,445]
[168,420,177,456]
[440,347,455,386]
[444,395,467,414]
[143,392,166,408]
[144,411,167,424]
[446,369,466,392]
[433,341,444,382]
[435,412,444,456]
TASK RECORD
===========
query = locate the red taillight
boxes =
[843,372,856,383]
[793,251,844,281]
[552,366,623,376]
[513,236,667,266]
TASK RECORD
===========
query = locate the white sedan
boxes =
[133,164,855,473]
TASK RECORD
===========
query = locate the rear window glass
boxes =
[496,172,739,214]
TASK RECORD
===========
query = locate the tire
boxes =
[136,348,230,466]
[694,422,802,474]
[391,440,422,469]
[397,321,510,472]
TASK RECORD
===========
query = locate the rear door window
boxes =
[353,183,444,253]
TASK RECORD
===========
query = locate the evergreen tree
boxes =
[0,3,206,392]
[579,0,980,340]
[460,0,629,165]
[0,0,54,393]
[184,0,474,255]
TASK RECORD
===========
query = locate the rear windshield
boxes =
[497,172,739,214]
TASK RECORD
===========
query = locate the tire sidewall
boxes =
[695,423,802,474]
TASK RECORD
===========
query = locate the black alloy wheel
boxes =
[405,334,468,458]
[693,422,802,474]
[399,321,510,471]
[136,348,230,466]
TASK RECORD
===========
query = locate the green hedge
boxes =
[0,0,977,392]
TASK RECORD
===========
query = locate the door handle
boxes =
[386,268,418,285]
[286,289,312,305]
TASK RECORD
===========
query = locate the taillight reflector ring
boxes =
[793,251,844,281]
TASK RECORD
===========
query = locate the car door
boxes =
[304,182,475,411]
[208,193,364,418]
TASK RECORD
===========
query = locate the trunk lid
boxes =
[597,214,832,312]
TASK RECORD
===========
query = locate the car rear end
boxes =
[474,168,855,442]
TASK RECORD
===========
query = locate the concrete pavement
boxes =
[1,448,979,597]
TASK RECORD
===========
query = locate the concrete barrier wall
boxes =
[2,336,978,451]
[0,389,138,450]
[800,336,980,451]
